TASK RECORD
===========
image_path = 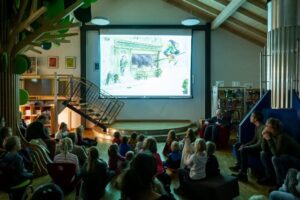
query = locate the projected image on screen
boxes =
[100,34,192,97]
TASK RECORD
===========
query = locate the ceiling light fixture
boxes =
[91,17,110,25]
[181,18,200,26]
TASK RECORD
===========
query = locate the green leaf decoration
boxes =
[44,0,65,19]
[58,16,71,34]
[13,54,30,74]
[19,89,29,105]
[41,42,52,50]
[0,52,8,72]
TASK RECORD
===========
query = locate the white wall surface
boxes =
[25,28,81,77]
[211,29,262,87]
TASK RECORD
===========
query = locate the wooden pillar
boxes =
[0,66,19,133]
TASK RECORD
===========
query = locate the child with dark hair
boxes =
[108,143,125,173]
[119,136,131,157]
[121,153,174,200]
[128,132,138,150]
[143,137,172,195]
[75,125,97,147]
[206,141,220,177]
[163,130,177,157]
[164,141,182,170]
[81,147,114,200]
[135,134,145,153]
[0,136,33,199]
[112,131,122,145]
[55,122,69,141]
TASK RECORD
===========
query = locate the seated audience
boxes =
[54,137,80,173]
[180,128,196,168]
[112,131,122,145]
[205,141,220,177]
[0,136,33,199]
[26,114,56,158]
[119,136,131,157]
[162,130,177,157]
[259,118,300,187]
[164,141,182,170]
[115,151,135,189]
[204,109,230,143]
[175,138,207,195]
[108,143,125,173]
[121,153,174,200]
[128,132,138,150]
[143,137,172,195]
[75,125,97,147]
[135,134,145,153]
[81,147,114,200]
[55,122,69,141]
[230,111,264,181]
[269,168,300,200]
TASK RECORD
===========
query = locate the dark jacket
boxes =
[206,155,220,177]
[26,121,49,141]
[261,132,300,158]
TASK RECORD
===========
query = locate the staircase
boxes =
[60,77,124,131]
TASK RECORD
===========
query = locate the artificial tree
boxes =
[0,0,94,132]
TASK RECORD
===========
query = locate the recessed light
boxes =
[91,17,110,25]
[181,18,200,26]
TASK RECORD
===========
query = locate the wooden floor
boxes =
[0,132,270,200]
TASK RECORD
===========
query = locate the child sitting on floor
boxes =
[205,141,220,177]
[135,134,145,153]
[108,143,125,174]
[164,141,181,170]
[112,131,121,145]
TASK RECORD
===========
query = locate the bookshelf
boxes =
[20,103,55,135]
[212,86,260,123]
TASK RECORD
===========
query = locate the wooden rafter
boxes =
[164,0,266,46]
[211,0,246,29]
[247,0,266,10]
[215,0,267,25]
[11,0,84,56]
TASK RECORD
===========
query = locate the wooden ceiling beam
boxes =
[165,0,265,46]
[211,0,246,29]
[247,0,266,10]
[215,0,267,25]
[221,23,265,46]
[185,0,266,36]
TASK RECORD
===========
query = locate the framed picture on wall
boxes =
[65,56,76,69]
[24,56,38,75]
[48,56,59,68]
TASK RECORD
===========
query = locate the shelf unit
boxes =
[212,86,260,123]
[19,103,55,135]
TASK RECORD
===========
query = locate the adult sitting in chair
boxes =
[204,109,230,144]
[0,136,33,200]
[230,111,264,182]
[259,118,300,187]
[26,114,56,159]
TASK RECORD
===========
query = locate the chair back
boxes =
[47,163,76,192]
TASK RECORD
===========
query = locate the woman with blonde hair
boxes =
[53,137,79,172]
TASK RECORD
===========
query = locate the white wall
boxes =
[211,29,262,87]
[26,28,81,77]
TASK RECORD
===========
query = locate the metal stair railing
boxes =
[59,77,124,130]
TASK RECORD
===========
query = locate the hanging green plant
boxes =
[44,0,65,19]
[19,89,29,105]
[58,16,72,34]
[13,54,30,74]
